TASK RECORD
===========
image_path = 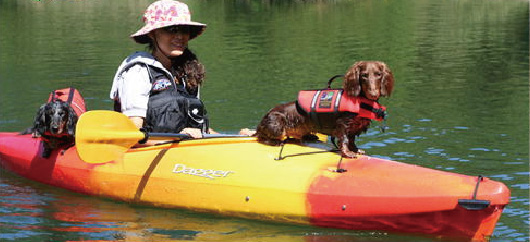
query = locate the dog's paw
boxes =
[341,149,365,158]
[342,150,358,158]
[258,138,284,146]
[239,128,256,136]
[19,128,33,135]
[356,148,366,155]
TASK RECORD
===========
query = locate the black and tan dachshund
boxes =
[29,100,78,158]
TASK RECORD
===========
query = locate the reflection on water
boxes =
[0,0,528,241]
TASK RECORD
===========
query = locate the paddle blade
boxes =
[76,110,145,163]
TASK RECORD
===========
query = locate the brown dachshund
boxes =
[255,61,394,158]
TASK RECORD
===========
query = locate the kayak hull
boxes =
[0,132,509,241]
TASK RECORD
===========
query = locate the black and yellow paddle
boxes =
[76,110,328,164]
[75,110,234,163]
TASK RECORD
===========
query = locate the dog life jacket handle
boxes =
[327,75,345,89]
[50,87,75,103]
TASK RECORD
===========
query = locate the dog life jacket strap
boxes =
[296,89,386,121]
[50,88,76,105]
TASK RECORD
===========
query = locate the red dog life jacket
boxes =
[296,89,386,133]
[47,87,87,117]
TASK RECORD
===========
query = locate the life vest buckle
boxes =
[373,108,386,119]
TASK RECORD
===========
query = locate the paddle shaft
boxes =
[142,132,246,142]
[143,132,188,140]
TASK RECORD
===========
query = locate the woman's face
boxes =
[150,25,190,57]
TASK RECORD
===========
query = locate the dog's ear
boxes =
[379,62,394,97]
[344,61,363,97]
[32,103,47,136]
[66,106,78,136]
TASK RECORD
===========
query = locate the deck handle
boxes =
[458,175,491,210]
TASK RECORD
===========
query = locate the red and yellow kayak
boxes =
[0,112,510,241]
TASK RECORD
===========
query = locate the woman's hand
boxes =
[180,127,203,138]
[129,116,145,129]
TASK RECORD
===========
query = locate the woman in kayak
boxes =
[110,0,252,141]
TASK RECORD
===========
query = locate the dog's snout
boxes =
[364,82,380,100]
[50,126,59,134]
[50,118,64,134]
[366,93,380,101]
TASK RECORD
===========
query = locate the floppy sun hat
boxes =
[131,0,206,44]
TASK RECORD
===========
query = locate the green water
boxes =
[0,0,528,241]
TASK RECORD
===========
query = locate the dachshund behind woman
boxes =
[29,100,78,158]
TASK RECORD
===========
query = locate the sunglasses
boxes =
[161,25,191,35]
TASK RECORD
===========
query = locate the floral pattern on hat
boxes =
[131,0,206,44]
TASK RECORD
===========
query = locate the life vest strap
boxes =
[359,102,386,120]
